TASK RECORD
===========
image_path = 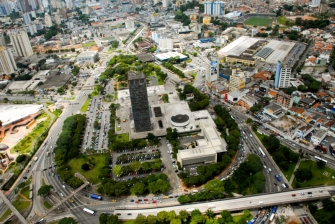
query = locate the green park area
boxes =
[278,15,295,26]
[11,112,51,154]
[20,186,30,199]
[68,154,109,184]
[82,41,97,48]
[244,17,273,26]
[115,133,129,142]
[292,160,335,188]
[80,98,90,112]
[0,209,11,222]
[43,201,52,209]
[13,197,30,212]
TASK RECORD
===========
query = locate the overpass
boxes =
[114,186,334,220]
[0,192,27,224]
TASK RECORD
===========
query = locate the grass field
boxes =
[80,98,90,112]
[11,112,51,154]
[281,163,296,181]
[82,41,97,48]
[43,201,52,209]
[116,133,129,142]
[292,160,335,188]
[20,187,30,199]
[0,209,11,222]
[244,17,273,26]
[68,154,108,184]
[13,199,30,212]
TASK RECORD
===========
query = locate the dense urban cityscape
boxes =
[1,0,335,224]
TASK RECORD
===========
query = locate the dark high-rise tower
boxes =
[128,71,152,132]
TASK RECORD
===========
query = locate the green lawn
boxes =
[64,97,75,100]
[244,17,273,26]
[116,133,129,142]
[185,58,192,63]
[312,208,333,224]
[13,199,30,212]
[42,178,46,186]
[254,130,265,142]
[43,201,52,209]
[20,187,30,199]
[80,98,90,112]
[68,154,109,184]
[82,41,97,48]
[278,15,295,26]
[292,160,335,188]
[0,209,11,222]
[281,163,296,181]
[11,112,51,154]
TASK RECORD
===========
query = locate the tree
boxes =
[309,204,317,214]
[178,210,189,222]
[94,120,99,129]
[205,209,214,218]
[135,214,147,224]
[322,198,335,212]
[170,219,182,224]
[57,87,65,94]
[112,165,123,177]
[204,179,224,193]
[16,154,26,163]
[147,215,157,224]
[294,168,313,182]
[37,185,53,196]
[246,118,253,124]
[220,210,233,223]
[71,48,75,52]
[130,182,146,195]
[274,215,286,224]
[156,211,169,223]
[81,163,90,171]
[59,217,77,224]
[129,161,141,172]
[317,160,326,168]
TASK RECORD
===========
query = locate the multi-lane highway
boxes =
[114,186,334,220]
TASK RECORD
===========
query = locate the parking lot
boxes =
[83,97,110,151]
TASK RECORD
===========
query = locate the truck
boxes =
[46,151,50,157]
[299,139,310,145]
[34,157,38,162]
[90,194,103,200]
[272,206,277,213]
[260,209,266,218]
[269,213,275,222]
[275,174,281,182]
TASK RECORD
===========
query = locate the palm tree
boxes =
[206,209,214,218]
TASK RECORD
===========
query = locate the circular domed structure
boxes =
[0,143,8,150]
[171,114,190,127]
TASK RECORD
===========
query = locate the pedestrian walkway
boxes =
[289,159,303,185]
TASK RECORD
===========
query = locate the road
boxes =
[114,186,333,220]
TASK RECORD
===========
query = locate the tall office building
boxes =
[28,0,38,10]
[9,30,33,57]
[318,0,328,14]
[45,13,53,27]
[0,46,17,74]
[310,0,321,7]
[122,2,130,13]
[0,33,6,46]
[274,61,291,89]
[229,69,246,91]
[162,0,170,8]
[22,12,31,25]
[204,1,224,16]
[128,71,152,132]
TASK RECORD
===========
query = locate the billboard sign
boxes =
[210,61,218,76]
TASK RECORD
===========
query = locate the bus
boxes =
[83,208,95,215]
[30,183,33,191]
[272,206,277,213]
[314,156,327,164]
[258,147,266,158]
[269,213,275,222]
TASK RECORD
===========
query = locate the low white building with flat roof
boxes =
[311,129,327,145]
[76,51,99,63]
[177,123,227,167]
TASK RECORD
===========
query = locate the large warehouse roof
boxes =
[178,147,217,161]
[0,104,43,126]
[217,36,260,56]
[154,52,188,61]
[262,40,295,64]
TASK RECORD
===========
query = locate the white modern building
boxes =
[45,13,53,27]
[150,13,159,23]
[158,38,174,51]
[177,124,227,167]
[310,0,321,7]
[162,0,170,8]
[24,24,37,35]
[311,129,327,145]
[9,30,33,57]
[76,51,99,63]
[204,1,224,16]
[22,13,31,25]
[125,19,135,30]
[0,46,17,75]
[274,62,291,89]
[122,2,131,13]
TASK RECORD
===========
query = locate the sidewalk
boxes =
[289,158,303,185]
